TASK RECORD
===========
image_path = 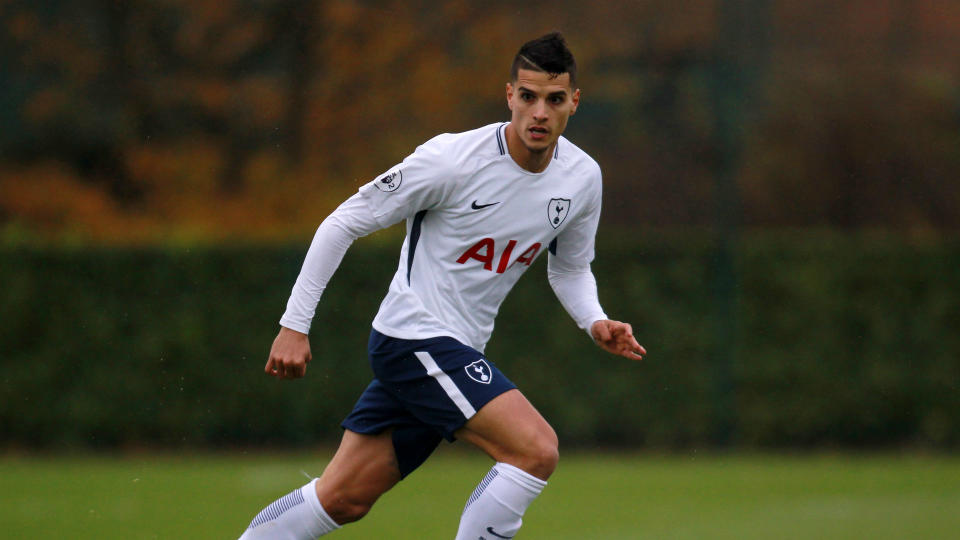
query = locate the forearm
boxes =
[547,262,607,335]
[279,193,381,333]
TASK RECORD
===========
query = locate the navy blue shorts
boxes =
[341,329,516,478]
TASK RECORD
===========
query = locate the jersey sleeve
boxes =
[279,193,382,334]
[357,135,456,228]
[547,168,607,335]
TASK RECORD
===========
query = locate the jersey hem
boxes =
[371,320,483,353]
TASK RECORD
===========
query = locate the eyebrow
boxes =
[517,85,569,97]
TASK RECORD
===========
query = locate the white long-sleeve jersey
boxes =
[281,122,607,352]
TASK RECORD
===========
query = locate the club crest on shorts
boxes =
[465,359,493,384]
[374,169,403,192]
[548,198,571,228]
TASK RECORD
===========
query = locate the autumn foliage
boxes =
[1,0,959,244]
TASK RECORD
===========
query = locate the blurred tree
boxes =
[1,0,142,204]
[707,0,771,446]
[279,0,319,167]
[1,0,960,242]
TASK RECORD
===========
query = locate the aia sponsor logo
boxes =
[456,238,541,273]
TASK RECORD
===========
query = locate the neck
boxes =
[505,124,554,173]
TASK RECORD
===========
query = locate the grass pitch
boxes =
[2,448,958,539]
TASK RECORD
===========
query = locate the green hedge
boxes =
[1,233,957,450]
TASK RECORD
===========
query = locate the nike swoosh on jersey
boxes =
[486,527,513,539]
[471,200,501,210]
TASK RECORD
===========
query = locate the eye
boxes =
[550,95,565,104]
[520,92,535,102]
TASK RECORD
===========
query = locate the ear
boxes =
[506,82,515,111]
[570,88,581,116]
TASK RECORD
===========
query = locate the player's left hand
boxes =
[591,319,646,361]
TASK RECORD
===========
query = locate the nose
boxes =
[532,99,548,122]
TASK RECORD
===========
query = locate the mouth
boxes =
[528,125,549,141]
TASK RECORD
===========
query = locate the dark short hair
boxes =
[510,32,577,87]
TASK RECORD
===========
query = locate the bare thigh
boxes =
[455,389,559,480]
[314,429,402,524]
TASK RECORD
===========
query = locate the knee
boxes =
[520,428,559,480]
[536,433,561,478]
[318,490,374,525]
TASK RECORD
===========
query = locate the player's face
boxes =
[506,69,580,155]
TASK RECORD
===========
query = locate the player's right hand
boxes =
[265,326,312,379]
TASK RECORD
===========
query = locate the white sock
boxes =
[455,462,547,540]
[239,478,340,539]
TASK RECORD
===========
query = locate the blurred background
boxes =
[4,1,960,538]
[2,0,959,455]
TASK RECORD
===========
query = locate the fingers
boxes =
[592,320,612,343]
[622,331,645,358]
[264,356,308,379]
[606,321,646,361]
[624,338,646,361]
[265,329,312,379]
[617,337,644,360]
[266,357,284,378]
[289,361,307,378]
